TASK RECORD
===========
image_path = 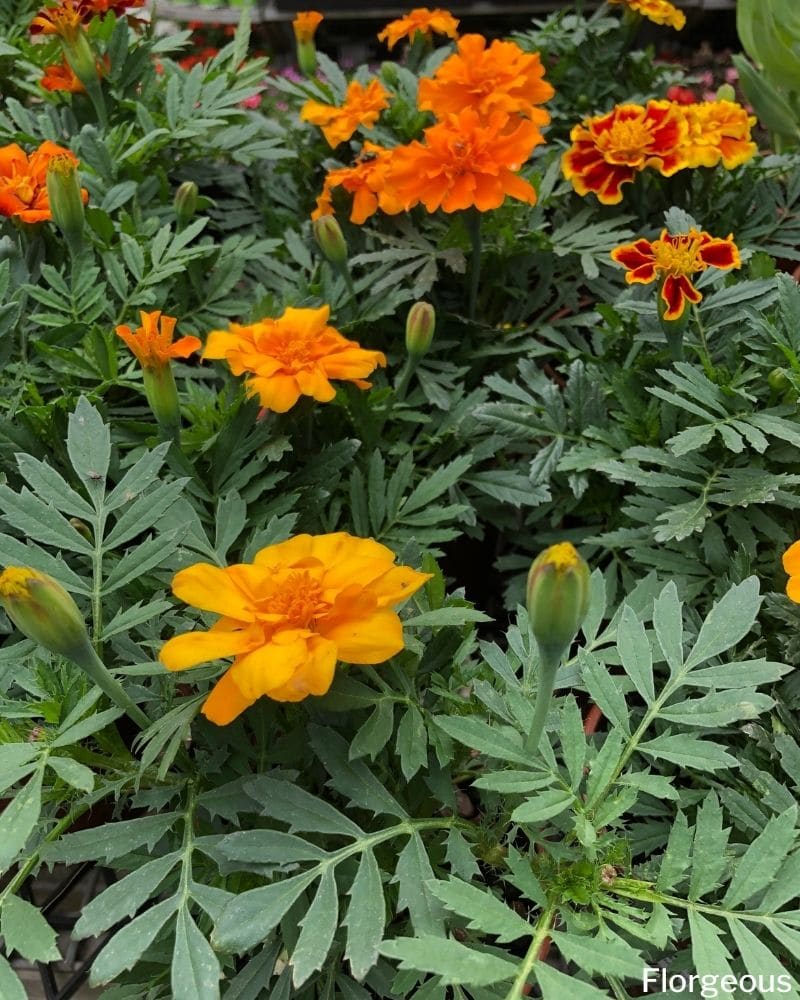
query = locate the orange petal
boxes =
[368,566,432,608]
[201,669,257,724]
[229,638,308,698]
[320,607,403,664]
[172,563,256,620]
[266,636,337,702]
[783,540,800,576]
[159,628,256,671]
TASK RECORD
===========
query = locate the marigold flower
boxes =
[562,100,687,205]
[41,58,85,93]
[116,311,201,369]
[292,10,323,44]
[204,305,387,413]
[0,141,86,224]
[159,532,431,723]
[783,541,800,603]
[608,0,686,30]
[679,100,757,169]
[301,79,390,148]
[417,34,553,128]
[31,0,144,32]
[378,7,459,49]
[388,108,540,213]
[610,228,741,320]
[312,143,404,224]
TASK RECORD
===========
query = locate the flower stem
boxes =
[524,644,562,755]
[503,905,557,1000]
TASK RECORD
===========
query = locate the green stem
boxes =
[524,644,562,755]
[691,304,715,379]
[73,640,150,730]
[503,905,556,1000]
[607,879,795,928]
[465,208,482,320]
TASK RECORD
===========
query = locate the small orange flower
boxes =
[679,100,757,169]
[292,10,323,44]
[41,59,85,93]
[610,228,741,320]
[418,34,553,128]
[203,305,387,413]
[30,0,83,39]
[562,100,687,204]
[388,108,541,213]
[159,532,431,724]
[608,0,686,30]
[0,141,86,224]
[301,79,390,148]
[312,143,404,224]
[378,7,459,49]
[116,311,201,369]
[783,541,800,603]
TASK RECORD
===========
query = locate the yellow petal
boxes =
[787,576,800,604]
[249,374,302,413]
[253,534,316,569]
[201,669,257,725]
[172,563,255,620]
[367,565,432,608]
[783,540,800,577]
[321,608,403,664]
[229,638,307,698]
[159,628,256,671]
[267,636,337,702]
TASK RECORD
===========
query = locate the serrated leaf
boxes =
[396,705,427,780]
[434,715,530,766]
[688,911,734,980]
[722,806,797,908]
[428,878,530,943]
[404,607,492,627]
[727,918,800,999]
[0,956,26,1000]
[471,771,554,794]
[291,867,338,986]
[0,894,60,962]
[0,767,42,873]
[349,700,394,762]
[550,931,643,977]
[172,906,221,1000]
[618,605,654,703]
[638,734,737,771]
[217,830,328,865]
[401,454,473,516]
[90,896,178,985]
[445,827,480,881]
[75,852,181,938]
[660,690,773,728]
[657,810,691,890]
[41,812,180,863]
[378,937,517,986]
[560,696,587,791]
[511,789,575,825]
[46,755,95,792]
[310,726,407,819]
[68,397,110,503]
[245,776,363,838]
[684,577,761,670]
[344,849,385,981]
[212,870,319,953]
[393,832,445,937]
[689,792,730,901]
[579,651,629,735]
[536,963,610,999]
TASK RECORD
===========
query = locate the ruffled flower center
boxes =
[258,571,328,628]
[600,118,653,161]
[652,234,703,276]
[260,327,316,371]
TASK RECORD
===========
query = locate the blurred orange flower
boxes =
[292,10,323,44]
[608,0,686,30]
[679,100,757,169]
[611,228,740,320]
[378,7,459,49]
[0,141,86,223]
[388,108,541,213]
[301,79,390,147]
[562,100,687,204]
[31,0,143,33]
[204,305,386,412]
[116,311,201,369]
[312,143,404,223]
[41,59,85,93]
[160,532,431,723]
[783,541,800,603]
[418,34,553,128]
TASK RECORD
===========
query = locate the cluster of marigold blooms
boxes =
[296,8,554,222]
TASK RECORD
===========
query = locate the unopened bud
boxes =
[62,28,100,93]
[293,11,323,76]
[46,154,85,252]
[715,84,736,103]
[0,567,90,662]
[313,215,348,267]
[405,301,435,357]
[526,542,590,658]
[380,61,399,87]
[768,368,789,391]
[174,181,199,229]
[143,364,182,438]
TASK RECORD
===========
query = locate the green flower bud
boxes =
[526,542,590,658]
[715,84,736,103]
[62,29,100,95]
[296,40,317,77]
[313,215,348,267]
[768,367,789,391]
[0,566,89,661]
[143,364,182,440]
[405,301,436,357]
[46,154,85,253]
[380,61,399,87]
[174,181,199,230]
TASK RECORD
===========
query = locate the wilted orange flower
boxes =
[679,100,757,169]
[292,10,323,43]
[608,0,686,30]
[0,141,86,224]
[378,7,459,49]
[418,34,553,128]
[783,541,800,603]
[388,108,540,213]
[116,311,201,369]
[610,228,740,320]
[204,305,386,412]
[160,532,431,723]
[312,143,404,223]
[562,100,687,204]
[301,79,390,148]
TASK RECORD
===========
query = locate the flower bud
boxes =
[46,154,85,252]
[405,301,436,357]
[526,542,590,657]
[62,28,100,93]
[768,368,789,392]
[174,181,199,229]
[143,364,182,439]
[313,215,348,267]
[715,84,736,103]
[0,567,90,662]
[293,11,323,76]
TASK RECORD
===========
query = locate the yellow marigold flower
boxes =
[783,541,800,603]
[679,100,757,169]
[116,311,201,370]
[159,532,432,724]
[611,228,741,321]
[378,7,459,49]
[204,305,386,413]
[301,79,390,148]
[608,0,686,30]
[292,9,323,44]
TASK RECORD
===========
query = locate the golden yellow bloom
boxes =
[608,0,686,30]
[159,533,431,724]
[203,305,386,413]
[293,10,323,44]
[784,541,800,603]
[679,100,757,169]
[301,79,390,148]
[116,311,201,370]
[378,7,459,49]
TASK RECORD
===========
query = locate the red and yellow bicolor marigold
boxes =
[611,228,740,320]
[388,108,541,213]
[301,79,390,148]
[116,311,201,369]
[608,0,686,30]
[159,532,431,724]
[562,100,686,204]
[0,141,87,223]
[783,541,800,603]
[204,305,386,413]
[292,10,323,44]
[312,143,404,223]
[417,34,553,128]
[31,0,142,34]
[377,7,459,49]
[679,100,757,169]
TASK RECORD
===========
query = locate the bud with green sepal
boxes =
[46,154,85,256]
[405,301,435,357]
[174,181,199,231]
[313,215,348,268]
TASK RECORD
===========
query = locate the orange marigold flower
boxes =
[608,0,686,30]
[116,311,201,369]
[30,0,83,38]
[388,108,540,213]
[378,7,459,49]
[679,100,757,169]
[159,532,431,723]
[41,58,85,93]
[562,100,687,205]
[0,140,86,224]
[783,541,800,603]
[292,10,323,44]
[204,305,387,413]
[418,34,553,128]
[301,79,390,148]
[311,143,405,224]
[610,228,740,321]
